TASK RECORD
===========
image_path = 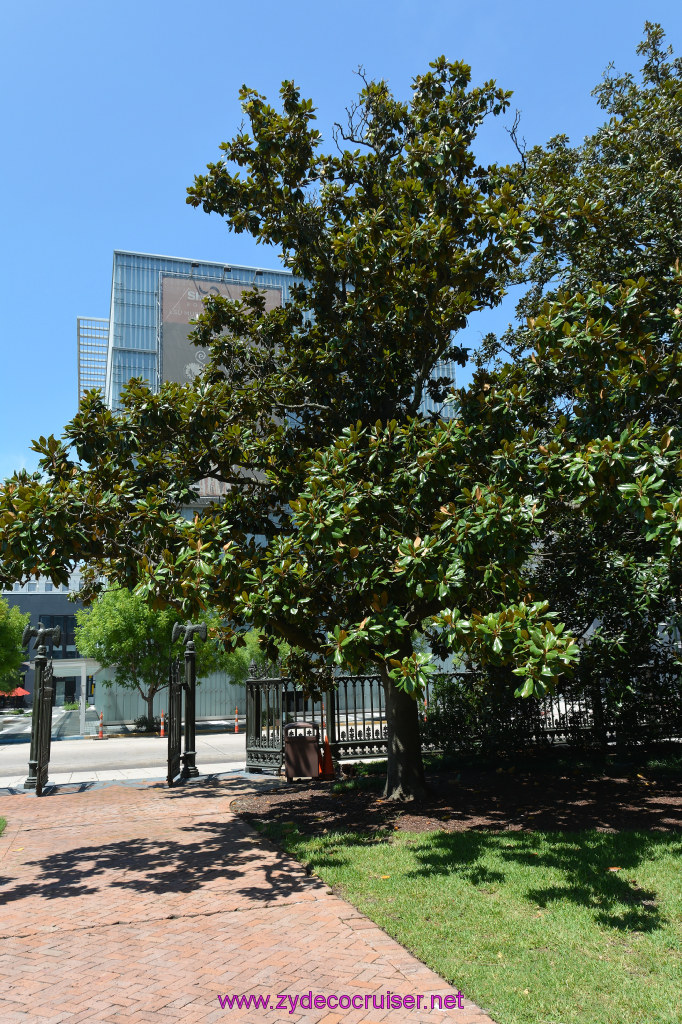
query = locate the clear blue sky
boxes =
[1,0,679,480]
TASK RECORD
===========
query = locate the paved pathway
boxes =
[0,776,496,1024]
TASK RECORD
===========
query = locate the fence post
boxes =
[23,622,61,793]
[590,677,608,753]
[324,687,336,756]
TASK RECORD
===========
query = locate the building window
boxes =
[45,582,53,592]
[13,582,20,592]
[27,582,37,592]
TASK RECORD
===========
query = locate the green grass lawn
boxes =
[265,823,682,1024]
[0,818,5,838]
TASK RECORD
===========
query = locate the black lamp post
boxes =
[171,621,207,778]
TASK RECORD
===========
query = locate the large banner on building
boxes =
[160,275,282,385]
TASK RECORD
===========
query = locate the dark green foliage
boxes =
[472,25,682,716]
[0,598,29,694]
[423,670,547,757]
[134,714,161,733]
[1,37,682,798]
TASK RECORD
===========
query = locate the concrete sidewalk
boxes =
[0,775,496,1024]
[0,762,245,790]
[0,732,246,788]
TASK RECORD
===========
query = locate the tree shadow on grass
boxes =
[403,829,680,933]
[259,822,679,935]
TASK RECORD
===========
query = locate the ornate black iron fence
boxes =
[245,673,437,774]
[332,674,387,759]
[245,676,291,774]
[424,662,682,756]
[167,657,183,787]
[246,663,682,773]
[34,660,54,796]
[24,622,61,795]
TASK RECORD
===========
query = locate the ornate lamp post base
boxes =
[181,751,199,778]
[24,761,39,790]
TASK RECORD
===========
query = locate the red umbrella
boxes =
[7,686,30,697]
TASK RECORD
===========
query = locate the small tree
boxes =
[74,586,246,724]
[0,598,29,694]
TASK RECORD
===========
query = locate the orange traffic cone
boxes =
[160,712,165,738]
[319,704,335,780]
[95,712,104,739]
[320,736,334,779]
[235,706,239,734]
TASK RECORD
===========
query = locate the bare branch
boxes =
[506,109,527,172]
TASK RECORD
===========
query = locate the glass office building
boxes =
[76,317,109,403]
[78,251,296,411]
[80,249,458,415]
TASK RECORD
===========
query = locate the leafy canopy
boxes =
[0,55,532,671]
[73,586,244,707]
[473,23,682,682]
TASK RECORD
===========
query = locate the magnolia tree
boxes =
[476,23,682,682]
[1,47,681,799]
[0,57,535,799]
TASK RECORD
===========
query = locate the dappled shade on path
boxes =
[0,775,495,1023]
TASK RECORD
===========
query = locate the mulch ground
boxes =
[232,762,682,836]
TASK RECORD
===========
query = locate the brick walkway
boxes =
[0,777,496,1024]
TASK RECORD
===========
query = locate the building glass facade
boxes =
[101,251,298,409]
[79,250,458,414]
[77,317,109,401]
[420,357,460,418]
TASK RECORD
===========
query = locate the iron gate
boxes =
[35,660,54,796]
[167,657,183,787]
[245,674,435,774]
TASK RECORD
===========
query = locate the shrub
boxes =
[134,714,161,733]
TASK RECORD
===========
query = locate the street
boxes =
[0,730,246,779]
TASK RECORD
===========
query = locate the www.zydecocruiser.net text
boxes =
[218,990,466,1012]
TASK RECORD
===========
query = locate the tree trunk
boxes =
[380,665,427,802]
[145,691,156,729]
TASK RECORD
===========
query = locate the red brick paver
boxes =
[0,778,496,1023]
